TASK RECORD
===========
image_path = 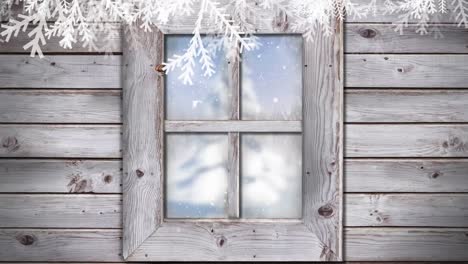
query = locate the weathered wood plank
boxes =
[3,125,466,159]
[0,228,467,261]
[0,229,122,261]
[0,159,121,193]
[345,159,468,192]
[0,125,121,158]
[1,158,466,194]
[0,55,121,88]
[0,194,121,228]
[346,0,458,23]
[346,90,468,123]
[346,194,468,227]
[345,228,468,261]
[0,25,122,54]
[345,55,468,88]
[346,125,468,157]
[130,221,322,261]
[345,24,468,53]
[165,121,302,132]
[3,193,466,229]
[0,90,121,123]
[122,24,164,259]
[302,16,343,261]
[227,132,239,219]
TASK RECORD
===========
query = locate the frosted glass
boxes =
[241,134,302,218]
[241,36,303,120]
[166,134,229,218]
[165,36,232,120]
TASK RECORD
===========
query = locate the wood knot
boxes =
[272,11,288,31]
[17,234,35,246]
[359,28,377,38]
[216,236,227,248]
[442,141,449,148]
[104,175,113,183]
[154,64,165,74]
[431,171,442,179]
[318,204,334,218]
[136,169,144,178]
[2,136,19,152]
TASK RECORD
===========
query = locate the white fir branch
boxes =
[1,0,468,84]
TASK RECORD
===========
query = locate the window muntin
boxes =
[164,35,304,220]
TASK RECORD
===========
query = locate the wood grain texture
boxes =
[346,194,468,227]
[122,25,164,259]
[346,90,468,123]
[165,121,301,132]
[345,55,468,88]
[0,55,121,88]
[345,159,468,192]
[0,229,122,262]
[3,193,467,229]
[0,25,122,54]
[0,90,121,123]
[0,125,121,158]
[129,221,322,261]
[227,133,239,219]
[346,125,468,157]
[345,24,468,54]
[345,228,468,261]
[346,0,458,23]
[0,194,121,228]
[302,17,343,261]
[0,159,121,193]
[1,228,467,261]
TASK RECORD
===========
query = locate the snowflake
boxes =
[1,0,467,84]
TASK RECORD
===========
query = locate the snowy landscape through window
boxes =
[165,35,303,219]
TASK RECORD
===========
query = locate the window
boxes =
[122,17,343,261]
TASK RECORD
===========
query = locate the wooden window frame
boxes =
[122,13,343,261]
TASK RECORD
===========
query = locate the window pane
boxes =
[241,36,303,120]
[241,134,302,218]
[166,134,229,218]
[165,36,232,120]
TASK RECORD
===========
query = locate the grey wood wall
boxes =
[1,2,468,262]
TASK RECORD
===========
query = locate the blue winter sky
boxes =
[165,35,303,219]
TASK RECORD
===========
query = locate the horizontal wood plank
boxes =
[345,228,468,261]
[3,125,467,158]
[1,158,466,194]
[346,90,468,123]
[346,0,458,23]
[346,194,468,227]
[0,125,121,158]
[0,90,121,123]
[0,159,121,193]
[0,194,121,228]
[165,121,302,132]
[3,193,467,229]
[345,159,468,192]
[345,24,468,53]
[345,55,468,88]
[0,229,122,261]
[0,228,467,261]
[0,25,122,54]
[346,125,468,157]
[0,55,121,88]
